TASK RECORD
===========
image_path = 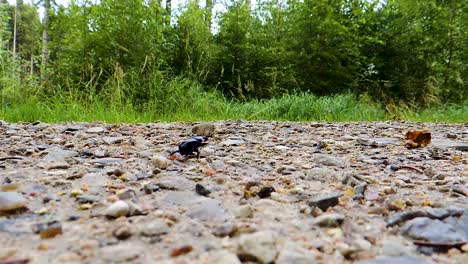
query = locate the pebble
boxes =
[0,191,27,211]
[277,241,320,264]
[105,201,130,218]
[152,155,170,170]
[32,221,63,239]
[140,219,171,237]
[195,183,211,197]
[308,192,343,211]
[200,250,241,264]
[192,123,216,136]
[112,223,133,240]
[237,231,277,264]
[103,136,126,145]
[305,167,335,180]
[313,213,345,227]
[233,204,254,218]
[101,243,142,262]
[257,186,275,198]
[312,154,345,167]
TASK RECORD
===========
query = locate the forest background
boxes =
[0,0,467,122]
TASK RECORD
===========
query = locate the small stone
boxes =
[0,192,27,211]
[237,231,277,264]
[213,223,237,237]
[192,123,216,136]
[103,136,126,145]
[312,154,345,167]
[143,184,160,194]
[32,221,63,239]
[234,205,254,218]
[305,167,336,180]
[127,201,144,216]
[140,219,171,237]
[76,194,100,204]
[308,192,343,211]
[86,126,105,133]
[277,241,320,264]
[101,243,142,262]
[152,155,170,170]
[313,213,345,227]
[113,223,133,240]
[195,183,211,197]
[201,250,241,264]
[170,245,193,257]
[105,201,129,218]
[461,243,468,252]
[258,186,275,198]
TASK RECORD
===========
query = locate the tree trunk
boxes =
[41,0,50,81]
[13,1,17,57]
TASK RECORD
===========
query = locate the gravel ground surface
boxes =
[0,121,467,264]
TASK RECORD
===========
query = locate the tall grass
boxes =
[1,61,466,123]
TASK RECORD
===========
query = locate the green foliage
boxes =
[0,0,466,123]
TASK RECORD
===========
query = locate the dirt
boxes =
[0,121,467,264]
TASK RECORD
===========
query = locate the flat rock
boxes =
[312,154,345,167]
[221,139,247,146]
[308,192,343,211]
[432,139,468,151]
[43,147,78,161]
[313,213,345,227]
[186,199,229,222]
[357,256,429,264]
[356,137,400,147]
[86,127,105,133]
[400,217,466,243]
[103,136,126,145]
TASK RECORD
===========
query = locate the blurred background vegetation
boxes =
[0,0,467,122]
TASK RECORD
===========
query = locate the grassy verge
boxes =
[0,79,466,123]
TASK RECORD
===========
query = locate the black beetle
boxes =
[171,136,208,159]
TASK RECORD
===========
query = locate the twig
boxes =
[399,165,424,173]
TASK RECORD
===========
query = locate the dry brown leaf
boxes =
[405,129,431,148]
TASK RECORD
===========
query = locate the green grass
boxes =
[0,77,466,123]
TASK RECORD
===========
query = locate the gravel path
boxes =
[0,121,467,264]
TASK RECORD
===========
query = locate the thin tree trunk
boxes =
[13,1,17,57]
[443,2,456,91]
[205,0,212,29]
[41,0,50,82]
[165,0,171,26]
